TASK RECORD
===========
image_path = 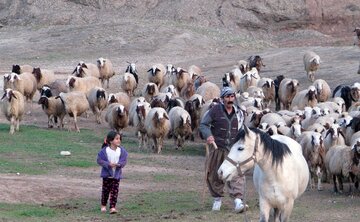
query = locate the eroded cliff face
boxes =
[0,0,359,33]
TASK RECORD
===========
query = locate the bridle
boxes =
[224,135,259,177]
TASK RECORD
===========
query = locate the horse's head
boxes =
[218,126,257,182]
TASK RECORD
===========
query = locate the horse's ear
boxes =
[244,125,250,135]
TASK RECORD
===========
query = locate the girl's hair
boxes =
[101,131,122,148]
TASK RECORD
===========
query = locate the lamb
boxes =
[1,89,25,134]
[66,76,102,96]
[87,87,108,124]
[290,85,318,111]
[125,61,139,84]
[171,67,191,92]
[274,75,285,111]
[31,67,56,91]
[120,72,137,97]
[303,51,320,82]
[128,97,147,126]
[333,83,360,111]
[278,78,299,110]
[72,62,100,78]
[325,145,355,193]
[257,78,275,108]
[168,106,192,149]
[12,64,33,74]
[239,68,260,93]
[195,81,220,102]
[142,82,159,102]
[40,80,68,97]
[147,64,166,90]
[57,91,90,132]
[144,107,171,153]
[107,92,131,111]
[9,72,37,104]
[313,79,331,102]
[38,95,66,128]
[105,103,129,133]
[299,131,325,191]
[131,102,151,149]
[97,57,115,88]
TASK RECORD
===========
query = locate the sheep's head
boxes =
[192,96,205,109]
[310,57,320,66]
[150,98,167,109]
[165,64,176,76]
[126,61,137,74]
[12,65,21,74]
[176,68,187,79]
[96,89,107,100]
[287,80,299,93]
[40,85,53,98]
[108,94,118,104]
[325,123,344,140]
[147,66,160,76]
[38,96,49,108]
[32,67,43,81]
[351,83,360,101]
[1,88,17,102]
[136,104,146,121]
[115,105,127,117]
[97,57,106,68]
[307,86,317,100]
[153,110,169,125]
[3,73,11,83]
[146,83,156,95]
[66,77,76,88]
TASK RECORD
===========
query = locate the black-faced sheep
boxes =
[303,51,320,82]
[72,61,100,78]
[290,85,318,111]
[168,106,192,149]
[88,87,108,124]
[12,64,33,74]
[142,82,159,102]
[105,103,129,133]
[97,57,115,88]
[121,73,137,97]
[278,78,299,110]
[237,59,249,74]
[1,89,25,134]
[257,78,275,108]
[248,55,265,73]
[38,96,66,128]
[150,93,171,110]
[132,102,151,149]
[333,83,360,111]
[145,107,171,153]
[322,123,346,153]
[32,67,56,91]
[147,64,166,90]
[57,91,90,132]
[161,84,179,98]
[125,61,139,84]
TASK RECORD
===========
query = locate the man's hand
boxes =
[206,136,215,144]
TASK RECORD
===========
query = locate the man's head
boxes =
[220,87,235,109]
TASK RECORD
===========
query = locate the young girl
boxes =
[97,131,128,214]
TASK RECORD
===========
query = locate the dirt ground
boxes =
[1,12,360,221]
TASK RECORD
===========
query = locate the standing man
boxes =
[199,86,247,213]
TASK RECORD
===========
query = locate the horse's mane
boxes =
[235,127,292,166]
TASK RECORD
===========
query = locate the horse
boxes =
[218,126,309,222]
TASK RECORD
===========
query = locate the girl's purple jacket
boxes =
[97,146,128,180]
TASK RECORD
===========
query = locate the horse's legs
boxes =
[259,199,271,222]
[280,200,294,222]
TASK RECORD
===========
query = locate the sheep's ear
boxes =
[164,113,169,120]
[10,91,17,99]
[0,92,6,101]
[244,125,250,135]
[72,67,77,74]
[147,68,152,73]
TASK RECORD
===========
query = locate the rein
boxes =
[225,135,259,177]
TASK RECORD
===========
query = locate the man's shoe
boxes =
[234,198,249,213]
[212,198,222,211]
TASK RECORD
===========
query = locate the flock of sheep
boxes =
[1,48,360,193]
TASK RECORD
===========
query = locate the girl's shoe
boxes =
[101,206,107,213]
[110,208,118,214]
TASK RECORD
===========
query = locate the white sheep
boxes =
[195,81,220,102]
[87,87,108,124]
[278,78,299,110]
[58,91,90,132]
[105,103,129,133]
[1,89,25,134]
[32,67,56,91]
[322,123,346,153]
[128,97,147,126]
[148,64,166,90]
[142,82,159,102]
[12,64,33,74]
[168,106,192,149]
[38,96,66,128]
[72,62,100,78]
[121,72,137,97]
[164,64,176,87]
[246,86,265,99]
[9,72,37,103]
[303,51,320,82]
[145,107,171,153]
[299,131,325,191]
[332,97,346,113]
[313,79,331,102]
[131,102,151,149]
[107,92,131,111]
[316,101,342,114]
[239,68,260,93]
[290,85,318,111]
[66,76,102,96]
[97,57,115,88]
